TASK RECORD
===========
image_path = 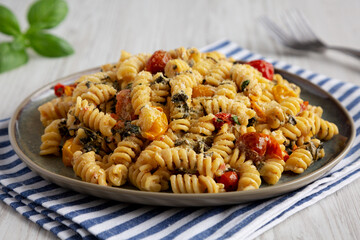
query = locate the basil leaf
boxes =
[0,5,21,36]
[28,32,74,57]
[241,80,250,92]
[231,115,240,125]
[247,117,256,127]
[27,0,68,29]
[0,42,28,73]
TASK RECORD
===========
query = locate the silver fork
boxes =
[259,10,360,59]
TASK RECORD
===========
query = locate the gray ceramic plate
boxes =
[9,67,355,207]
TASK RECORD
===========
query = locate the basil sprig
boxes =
[0,0,74,74]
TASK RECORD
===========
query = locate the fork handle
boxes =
[327,46,360,59]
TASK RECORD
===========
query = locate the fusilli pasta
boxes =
[38,47,339,194]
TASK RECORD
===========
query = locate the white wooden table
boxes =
[0,0,359,239]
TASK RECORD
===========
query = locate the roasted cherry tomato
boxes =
[247,59,274,80]
[54,83,65,97]
[266,135,283,159]
[237,132,283,162]
[141,106,168,140]
[54,83,76,97]
[237,132,268,160]
[64,83,76,96]
[215,171,239,192]
[62,138,82,167]
[115,89,137,121]
[213,113,232,130]
[145,50,172,74]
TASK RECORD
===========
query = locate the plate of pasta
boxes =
[9,47,355,206]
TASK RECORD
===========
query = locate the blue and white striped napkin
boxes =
[1,39,360,240]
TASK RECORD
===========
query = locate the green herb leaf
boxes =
[0,5,21,36]
[27,0,68,29]
[288,115,297,125]
[28,31,74,57]
[241,80,250,92]
[231,115,240,125]
[0,42,28,73]
[247,117,256,127]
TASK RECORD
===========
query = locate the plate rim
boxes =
[8,66,356,207]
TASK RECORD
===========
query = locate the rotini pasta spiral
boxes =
[154,148,224,178]
[128,163,162,192]
[280,97,303,116]
[189,114,216,136]
[75,71,117,85]
[74,82,117,106]
[70,97,116,137]
[231,64,263,98]
[72,151,107,185]
[40,119,64,155]
[237,160,261,191]
[307,104,323,117]
[38,46,339,193]
[169,118,191,133]
[150,73,170,105]
[164,59,190,78]
[38,96,73,126]
[109,136,143,167]
[317,119,339,141]
[279,116,313,141]
[204,60,232,86]
[285,148,313,174]
[135,130,177,167]
[203,51,226,61]
[207,123,236,161]
[299,110,320,135]
[200,96,255,126]
[192,58,217,76]
[170,174,223,193]
[258,158,285,185]
[106,164,128,186]
[216,80,238,99]
[117,53,149,82]
[228,149,246,169]
[261,101,286,129]
[130,71,152,115]
[168,47,201,62]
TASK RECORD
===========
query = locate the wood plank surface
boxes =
[0,0,359,239]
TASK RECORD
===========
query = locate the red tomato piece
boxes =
[247,59,274,80]
[283,151,290,162]
[236,132,283,162]
[266,135,283,159]
[145,50,172,74]
[54,83,65,97]
[115,89,136,121]
[237,132,268,161]
[215,171,239,192]
[213,113,232,130]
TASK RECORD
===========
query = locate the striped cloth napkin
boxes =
[1,39,359,240]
